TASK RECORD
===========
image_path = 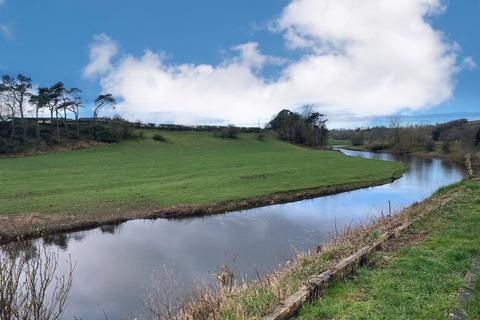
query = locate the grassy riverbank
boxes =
[297,179,480,319]
[0,131,404,241]
[153,179,470,320]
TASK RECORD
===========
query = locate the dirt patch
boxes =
[0,140,108,159]
[382,228,430,253]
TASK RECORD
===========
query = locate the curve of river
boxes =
[4,150,466,319]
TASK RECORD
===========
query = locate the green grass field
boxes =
[298,180,480,320]
[0,131,404,218]
[327,139,352,146]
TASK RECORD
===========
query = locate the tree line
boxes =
[0,74,121,153]
[330,117,480,162]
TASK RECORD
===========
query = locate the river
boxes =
[4,149,466,319]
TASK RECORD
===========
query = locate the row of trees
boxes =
[268,106,329,146]
[330,117,480,161]
[0,74,117,148]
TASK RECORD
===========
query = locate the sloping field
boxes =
[0,131,404,238]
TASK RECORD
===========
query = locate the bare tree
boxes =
[0,92,11,128]
[389,116,403,145]
[0,75,32,141]
[144,265,184,320]
[0,81,17,137]
[0,245,74,320]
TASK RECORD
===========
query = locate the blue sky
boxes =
[0,0,479,127]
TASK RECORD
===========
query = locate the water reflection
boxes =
[26,150,465,319]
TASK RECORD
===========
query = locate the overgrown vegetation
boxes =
[268,106,329,147]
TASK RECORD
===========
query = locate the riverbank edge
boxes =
[337,144,471,166]
[171,178,470,319]
[0,172,404,246]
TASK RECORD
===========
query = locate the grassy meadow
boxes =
[0,131,404,219]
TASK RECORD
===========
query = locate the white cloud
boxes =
[463,56,477,70]
[83,34,119,79]
[90,0,458,126]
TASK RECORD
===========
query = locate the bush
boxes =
[351,133,364,146]
[442,141,451,153]
[0,139,17,154]
[256,133,265,141]
[152,133,167,142]
[424,140,436,152]
[216,125,239,139]
[366,142,389,152]
[95,119,136,143]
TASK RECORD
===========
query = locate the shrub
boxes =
[442,141,451,153]
[0,139,17,154]
[152,133,167,142]
[256,132,265,141]
[366,142,389,152]
[216,125,239,139]
[424,140,436,152]
[351,133,364,146]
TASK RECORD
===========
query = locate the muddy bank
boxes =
[0,174,402,245]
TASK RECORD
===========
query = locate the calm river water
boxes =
[5,150,466,319]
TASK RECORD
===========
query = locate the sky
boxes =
[0,0,479,128]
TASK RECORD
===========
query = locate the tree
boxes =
[93,93,116,139]
[29,88,49,143]
[0,75,32,141]
[44,82,65,140]
[0,91,12,129]
[0,77,17,137]
[59,88,76,138]
[388,116,404,153]
[269,107,328,146]
[303,109,328,146]
[64,88,83,139]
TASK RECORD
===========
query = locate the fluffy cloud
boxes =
[463,57,477,70]
[88,0,458,126]
[83,34,119,79]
